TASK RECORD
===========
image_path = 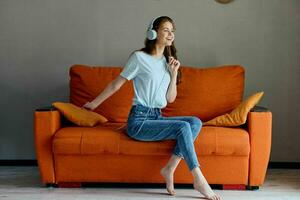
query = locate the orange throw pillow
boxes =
[52,102,108,126]
[203,92,264,127]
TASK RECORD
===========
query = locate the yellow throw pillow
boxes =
[204,91,264,127]
[52,102,108,126]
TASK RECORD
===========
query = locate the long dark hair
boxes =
[132,16,181,85]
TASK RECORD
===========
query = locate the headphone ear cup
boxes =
[147,29,157,40]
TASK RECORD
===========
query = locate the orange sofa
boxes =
[34,65,272,189]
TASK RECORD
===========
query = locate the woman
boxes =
[83,16,221,200]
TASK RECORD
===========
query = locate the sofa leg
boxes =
[57,182,82,188]
[222,184,246,190]
[246,185,259,190]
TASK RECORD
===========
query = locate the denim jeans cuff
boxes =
[173,153,184,159]
[189,163,200,171]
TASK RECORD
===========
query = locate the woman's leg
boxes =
[128,118,215,198]
[158,117,220,199]
[159,116,202,159]
[128,119,200,170]
[128,119,199,195]
[128,114,220,199]
[158,116,202,195]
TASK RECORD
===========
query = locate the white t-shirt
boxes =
[120,50,171,108]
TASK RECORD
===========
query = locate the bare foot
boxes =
[160,166,175,196]
[193,180,221,200]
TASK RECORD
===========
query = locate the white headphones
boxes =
[146,16,163,40]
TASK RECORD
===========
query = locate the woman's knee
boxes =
[190,116,202,126]
[190,116,202,133]
[178,121,193,136]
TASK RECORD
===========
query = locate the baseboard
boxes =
[268,162,300,169]
[0,160,299,168]
[0,160,37,166]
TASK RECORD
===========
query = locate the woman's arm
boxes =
[166,73,178,103]
[83,75,127,110]
[166,56,180,103]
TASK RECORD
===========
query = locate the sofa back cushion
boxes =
[70,65,134,122]
[162,65,245,121]
[70,65,244,122]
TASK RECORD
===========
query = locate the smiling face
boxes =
[156,21,175,47]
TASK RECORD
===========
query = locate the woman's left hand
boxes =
[168,56,180,77]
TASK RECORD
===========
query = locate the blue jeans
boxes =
[126,104,202,171]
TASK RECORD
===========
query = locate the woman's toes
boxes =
[167,188,175,196]
[211,194,220,200]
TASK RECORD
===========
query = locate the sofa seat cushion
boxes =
[53,124,250,157]
[119,126,249,156]
[53,123,124,155]
[119,133,177,156]
[196,126,250,156]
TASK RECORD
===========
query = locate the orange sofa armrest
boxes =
[247,105,272,186]
[34,106,61,185]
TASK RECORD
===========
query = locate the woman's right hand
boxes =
[82,101,98,111]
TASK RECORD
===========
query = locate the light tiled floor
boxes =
[0,167,299,200]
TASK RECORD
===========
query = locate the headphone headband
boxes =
[147,16,162,31]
